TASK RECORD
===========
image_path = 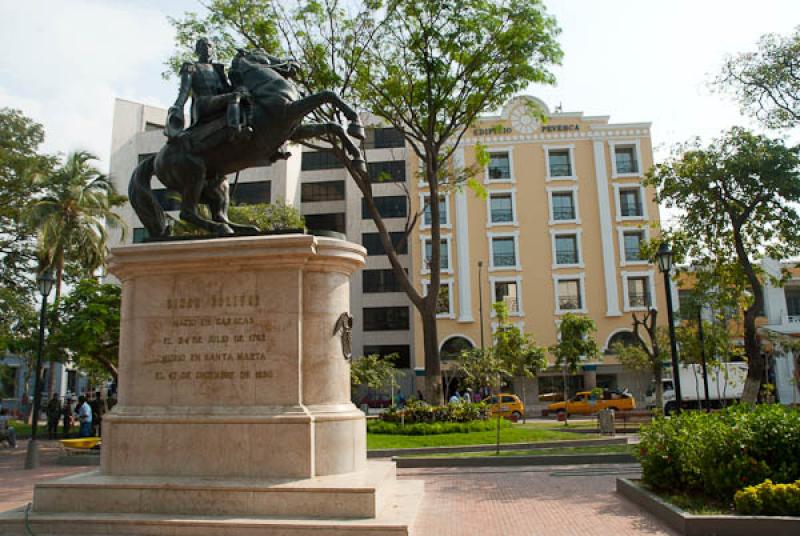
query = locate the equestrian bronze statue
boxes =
[129,39,365,237]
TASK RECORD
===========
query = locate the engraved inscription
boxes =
[148,292,275,383]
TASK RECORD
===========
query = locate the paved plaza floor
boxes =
[1,440,676,535]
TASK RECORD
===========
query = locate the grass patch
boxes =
[653,489,732,515]
[367,422,599,450]
[367,419,503,435]
[408,444,633,458]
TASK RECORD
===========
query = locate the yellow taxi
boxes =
[484,393,525,421]
[545,389,635,417]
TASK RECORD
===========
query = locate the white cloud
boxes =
[0,0,178,166]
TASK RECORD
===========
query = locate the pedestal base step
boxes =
[33,461,398,519]
[0,480,423,536]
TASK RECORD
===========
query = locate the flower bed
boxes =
[638,404,800,508]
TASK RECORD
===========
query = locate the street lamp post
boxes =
[477,260,485,351]
[656,242,683,414]
[24,269,55,470]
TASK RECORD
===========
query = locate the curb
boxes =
[368,437,627,458]
[616,478,800,536]
[395,452,637,468]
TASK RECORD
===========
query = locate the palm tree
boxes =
[27,151,127,394]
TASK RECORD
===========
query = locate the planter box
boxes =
[616,478,800,536]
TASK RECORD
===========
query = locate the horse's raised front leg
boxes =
[291,123,366,173]
[179,161,235,236]
[288,91,365,140]
[202,177,259,235]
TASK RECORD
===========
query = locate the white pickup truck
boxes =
[646,362,748,414]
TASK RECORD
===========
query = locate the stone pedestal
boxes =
[0,235,422,535]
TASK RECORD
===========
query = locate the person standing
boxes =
[46,393,61,440]
[91,390,106,437]
[0,409,17,448]
[62,396,74,438]
[76,395,92,438]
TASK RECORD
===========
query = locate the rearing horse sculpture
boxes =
[129,49,365,238]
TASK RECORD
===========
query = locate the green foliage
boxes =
[171,201,305,236]
[715,26,800,129]
[638,404,800,503]
[735,479,800,516]
[456,348,510,392]
[646,127,800,401]
[381,399,489,424]
[350,353,398,390]
[49,279,121,383]
[493,302,547,379]
[367,418,502,436]
[549,313,599,374]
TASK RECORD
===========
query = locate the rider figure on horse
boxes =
[165,38,253,151]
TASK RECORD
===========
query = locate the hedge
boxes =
[735,479,800,516]
[638,404,800,504]
[367,419,506,435]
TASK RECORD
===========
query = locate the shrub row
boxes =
[734,479,800,516]
[638,404,800,503]
[381,400,489,424]
[367,419,504,436]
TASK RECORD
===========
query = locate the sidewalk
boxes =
[0,442,677,535]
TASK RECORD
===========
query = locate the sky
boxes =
[1,0,798,174]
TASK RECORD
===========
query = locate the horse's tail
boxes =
[128,154,167,238]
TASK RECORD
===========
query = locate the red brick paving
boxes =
[403,464,678,536]
[0,443,676,535]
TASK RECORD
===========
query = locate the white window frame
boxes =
[617,226,650,267]
[543,144,577,181]
[547,186,581,225]
[422,278,455,319]
[487,231,521,272]
[613,183,648,222]
[550,229,584,269]
[484,147,514,184]
[553,273,587,315]
[486,189,518,227]
[622,270,657,312]
[489,275,524,317]
[420,235,453,275]
[609,139,643,178]
[419,192,451,230]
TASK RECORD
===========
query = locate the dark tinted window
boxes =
[365,127,405,149]
[362,344,411,368]
[362,196,407,219]
[133,227,149,243]
[368,161,406,183]
[152,188,181,211]
[363,307,409,331]
[301,180,345,202]
[301,151,344,170]
[363,269,406,293]
[361,232,408,255]
[231,181,270,205]
[305,213,346,234]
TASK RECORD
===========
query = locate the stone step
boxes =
[33,461,398,519]
[0,480,424,536]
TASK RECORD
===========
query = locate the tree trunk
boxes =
[520,378,528,423]
[46,257,64,398]
[653,363,663,414]
[732,227,765,403]
[421,306,443,404]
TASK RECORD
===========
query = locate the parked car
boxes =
[544,389,635,417]
[484,393,525,421]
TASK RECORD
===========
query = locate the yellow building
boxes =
[409,96,666,405]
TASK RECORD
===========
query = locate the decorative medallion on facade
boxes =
[509,101,539,134]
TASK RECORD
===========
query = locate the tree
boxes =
[168,0,563,404]
[350,353,398,394]
[455,347,509,395]
[613,309,668,412]
[0,109,54,295]
[646,128,800,402]
[26,151,127,394]
[549,313,599,423]
[492,302,546,422]
[715,27,800,129]
[48,279,121,385]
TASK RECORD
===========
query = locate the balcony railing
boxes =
[625,247,642,261]
[620,203,643,217]
[488,166,510,180]
[504,297,519,313]
[615,160,639,174]
[559,296,581,310]
[493,254,516,267]
[491,209,513,223]
[628,292,650,308]
[552,207,575,220]
[556,251,578,264]
[549,163,572,176]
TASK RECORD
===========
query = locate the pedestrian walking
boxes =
[76,395,93,438]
